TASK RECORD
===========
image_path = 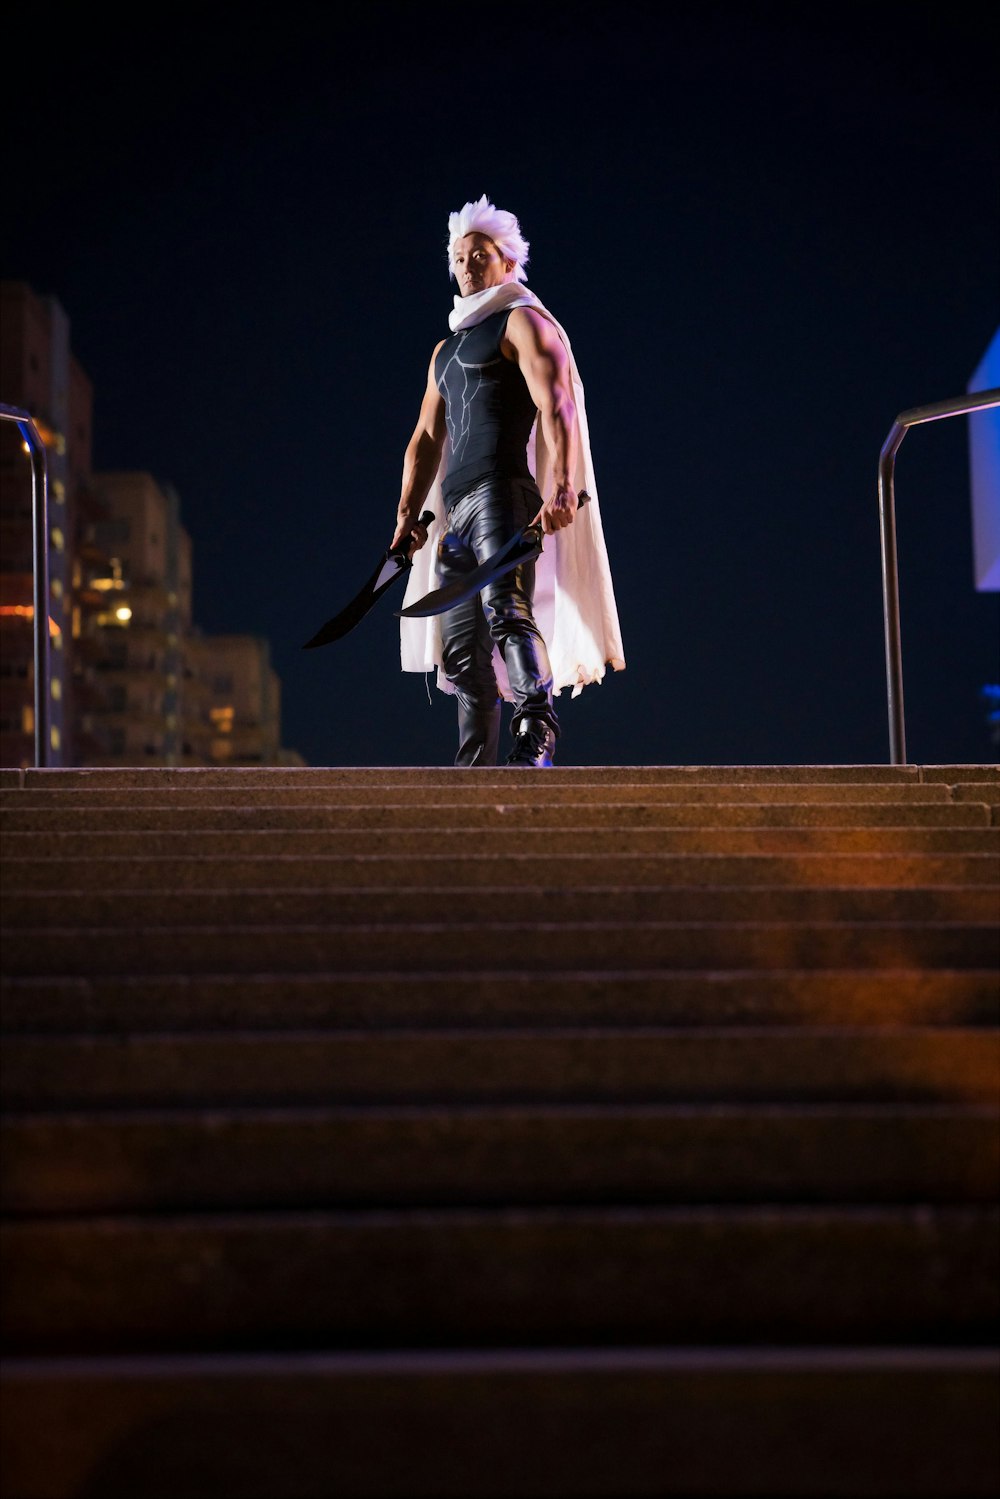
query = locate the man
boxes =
[394,196,623,767]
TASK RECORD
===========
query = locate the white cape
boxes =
[400,282,625,700]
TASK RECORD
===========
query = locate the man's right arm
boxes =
[392,342,446,552]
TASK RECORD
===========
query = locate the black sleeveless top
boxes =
[434,309,538,506]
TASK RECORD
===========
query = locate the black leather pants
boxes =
[438,476,559,767]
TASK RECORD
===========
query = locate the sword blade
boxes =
[302,558,405,648]
[372,555,406,592]
[397,527,542,619]
[303,509,435,648]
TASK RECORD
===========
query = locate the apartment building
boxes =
[1,281,303,767]
[0,282,94,766]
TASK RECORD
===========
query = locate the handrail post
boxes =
[878,420,907,764]
[877,387,1000,766]
[0,404,50,767]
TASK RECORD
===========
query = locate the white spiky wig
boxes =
[447,195,530,283]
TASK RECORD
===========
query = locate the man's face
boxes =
[453,232,514,297]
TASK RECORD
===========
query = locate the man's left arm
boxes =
[505,309,578,534]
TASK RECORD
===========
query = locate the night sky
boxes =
[3,2,998,768]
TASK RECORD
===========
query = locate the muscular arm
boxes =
[391,342,446,552]
[504,308,579,533]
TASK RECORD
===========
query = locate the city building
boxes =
[1,281,93,766]
[80,471,191,765]
[0,281,303,768]
[185,633,285,766]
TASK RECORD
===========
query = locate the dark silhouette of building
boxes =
[0,281,303,767]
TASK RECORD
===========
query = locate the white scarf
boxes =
[400,282,625,701]
[447,281,538,332]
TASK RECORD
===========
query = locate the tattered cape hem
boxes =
[431,654,627,703]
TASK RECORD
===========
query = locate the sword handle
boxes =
[389,510,435,563]
[531,491,590,536]
[544,490,590,518]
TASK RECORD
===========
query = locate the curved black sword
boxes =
[397,492,589,620]
[303,510,435,648]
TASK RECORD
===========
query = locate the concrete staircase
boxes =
[1,763,998,1498]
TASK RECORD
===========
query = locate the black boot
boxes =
[505,716,556,768]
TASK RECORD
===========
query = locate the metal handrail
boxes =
[0,403,50,767]
[878,386,1000,765]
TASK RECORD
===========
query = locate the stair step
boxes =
[4,1028,996,1108]
[952,782,1000,802]
[4,969,995,1032]
[6,851,997,891]
[1,780,973,806]
[3,801,994,832]
[23,763,953,784]
[17,760,999,779]
[3,1104,996,1214]
[5,827,999,860]
[3,920,994,976]
[14,760,998,784]
[2,1346,997,1498]
[3,883,995,929]
[4,1206,996,1355]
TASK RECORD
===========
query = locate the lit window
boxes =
[51,679,61,700]
[210,706,235,734]
[96,606,129,629]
